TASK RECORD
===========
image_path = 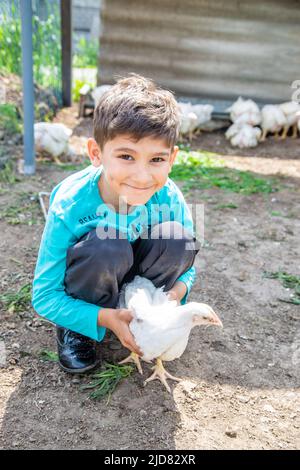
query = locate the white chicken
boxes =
[178,102,214,141]
[91,84,112,106]
[260,105,287,141]
[225,123,261,148]
[178,102,198,142]
[227,97,261,126]
[34,122,73,165]
[118,275,222,392]
[192,104,214,131]
[278,101,300,139]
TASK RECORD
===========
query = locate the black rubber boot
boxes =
[56,326,99,374]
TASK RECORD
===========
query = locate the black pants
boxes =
[64,221,199,310]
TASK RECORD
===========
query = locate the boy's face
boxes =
[87,134,178,210]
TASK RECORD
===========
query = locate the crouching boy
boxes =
[32,74,199,373]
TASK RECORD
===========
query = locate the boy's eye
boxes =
[117,155,165,162]
[118,154,134,160]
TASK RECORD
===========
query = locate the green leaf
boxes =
[39,350,59,362]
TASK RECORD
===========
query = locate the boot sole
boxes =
[58,360,99,374]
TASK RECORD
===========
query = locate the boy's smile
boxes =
[87,134,178,213]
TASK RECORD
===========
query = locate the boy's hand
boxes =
[166,290,180,305]
[98,307,143,356]
[166,281,187,306]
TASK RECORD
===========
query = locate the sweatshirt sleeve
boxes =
[32,208,106,342]
[170,181,198,304]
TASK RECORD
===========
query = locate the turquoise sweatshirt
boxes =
[32,164,197,342]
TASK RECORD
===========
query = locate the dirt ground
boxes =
[0,107,299,450]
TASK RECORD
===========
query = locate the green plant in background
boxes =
[263,271,300,305]
[81,363,133,403]
[73,37,98,68]
[72,78,95,103]
[0,2,22,75]
[0,104,22,135]
[170,149,278,195]
[0,1,61,92]
[0,282,32,313]
[32,9,61,90]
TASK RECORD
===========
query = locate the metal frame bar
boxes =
[20,0,35,175]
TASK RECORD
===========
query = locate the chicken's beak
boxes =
[211,311,223,328]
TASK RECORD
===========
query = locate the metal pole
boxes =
[20,0,35,175]
[61,0,72,106]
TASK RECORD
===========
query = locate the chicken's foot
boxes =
[119,352,143,375]
[292,123,298,139]
[279,125,289,140]
[259,128,268,142]
[144,358,181,393]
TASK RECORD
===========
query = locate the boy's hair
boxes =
[93,73,180,150]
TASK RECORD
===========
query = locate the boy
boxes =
[32,74,199,374]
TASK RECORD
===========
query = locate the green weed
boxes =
[81,363,133,403]
[214,203,238,210]
[0,160,21,185]
[263,271,300,305]
[0,282,32,313]
[0,104,22,135]
[39,350,59,362]
[0,193,41,225]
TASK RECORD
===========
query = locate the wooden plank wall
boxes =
[98,0,300,103]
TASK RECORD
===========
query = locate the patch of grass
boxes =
[271,211,283,217]
[38,158,90,172]
[170,150,278,195]
[81,363,133,403]
[39,350,59,362]
[0,160,21,185]
[263,271,300,305]
[0,192,42,225]
[0,104,22,135]
[214,202,238,210]
[0,282,32,313]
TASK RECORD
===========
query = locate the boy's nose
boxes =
[131,169,154,187]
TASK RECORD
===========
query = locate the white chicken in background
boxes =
[260,105,287,141]
[278,101,300,139]
[227,96,261,126]
[34,122,73,165]
[225,123,261,148]
[178,102,198,142]
[91,84,112,106]
[178,102,214,141]
[118,275,222,393]
[192,104,214,132]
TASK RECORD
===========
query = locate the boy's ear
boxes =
[168,145,179,172]
[87,138,102,167]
